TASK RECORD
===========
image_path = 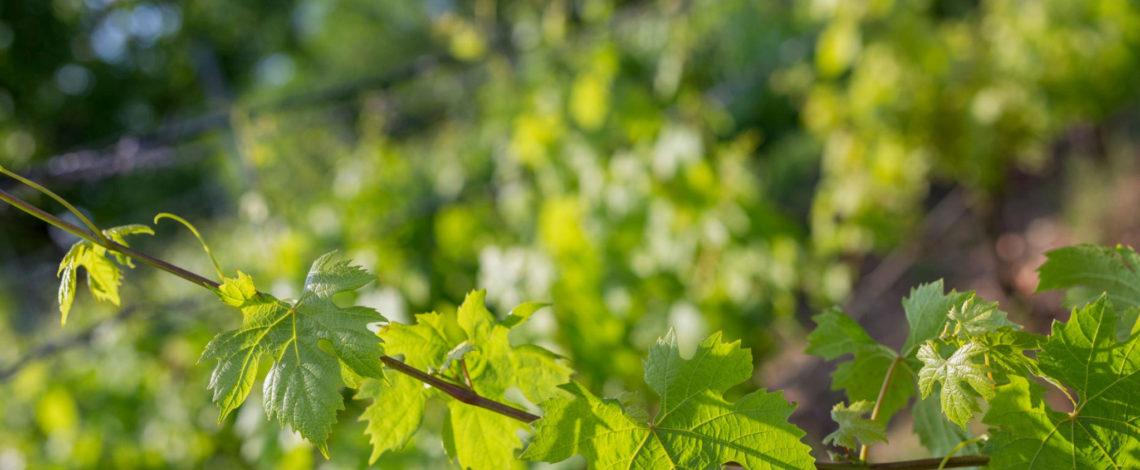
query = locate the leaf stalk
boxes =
[859,355,904,461]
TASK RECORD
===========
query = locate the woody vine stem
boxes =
[0,168,988,470]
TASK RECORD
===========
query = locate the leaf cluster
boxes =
[26,189,1140,469]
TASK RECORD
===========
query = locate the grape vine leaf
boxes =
[199,252,384,455]
[522,331,814,470]
[902,280,972,356]
[947,297,1017,337]
[807,309,914,425]
[912,393,976,457]
[1038,244,1140,340]
[917,341,994,428]
[984,296,1140,468]
[357,372,425,463]
[974,329,1051,387]
[806,307,876,359]
[56,224,154,325]
[360,290,571,468]
[823,400,887,450]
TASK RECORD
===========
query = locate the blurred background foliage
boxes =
[1,0,1139,468]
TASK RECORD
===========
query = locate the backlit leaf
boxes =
[523,331,814,469]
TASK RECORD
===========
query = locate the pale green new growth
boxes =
[446,404,527,470]
[985,296,1140,469]
[917,341,994,428]
[199,252,384,455]
[500,301,549,329]
[362,291,570,468]
[356,373,426,463]
[974,329,1057,393]
[102,224,155,268]
[824,400,887,451]
[522,331,814,470]
[56,224,154,325]
[947,297,1017,337]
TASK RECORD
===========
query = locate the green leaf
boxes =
[522,331,813,470]
[454,292,572,405]
[447,402,527,470]
[806,307,876,360]
[985,300,1140,470]
[499,301,549,329]
[1037,244,1140,306]
[214,271,257,307]
[199,252,385,455]
[912,393,975,458]
[975,329,1052,388]
[808,309,913,424]
[980,296,1140,469]
[830,347,914,426]
[356,373,426,462]
[440,341,474,375]
[366,291,572,468]
[823,400,888,451]
[983,377,1072,469]
[55,225,151,325]
[57,262,76,327]
[917,341,994,428]
[1037,244,1140,340]
[902,281,971,356]
[102,224,154,268]
[947,296,1018,337]
[379,311,466,370]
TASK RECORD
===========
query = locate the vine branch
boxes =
[0,165,106,242]
[379,356,540,423]
[0,175,989,469]
[815,455,989,469]
[0,188,220,291]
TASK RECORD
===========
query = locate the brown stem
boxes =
[460,357,474,388]
[859,355,904,461]
[0,188,95,241]
[814,455,989,469]
[380,355,540,423]
[0,165,106,242]
[0,188,220,290]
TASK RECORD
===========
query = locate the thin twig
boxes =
[815,455,989,469]
[460,357,474,388]
[859,355,904,461]
[0,165,106,242]
[0,188,220,290]
[379,356,540,423]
